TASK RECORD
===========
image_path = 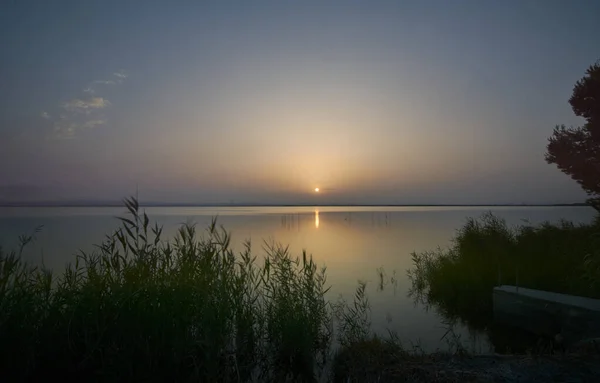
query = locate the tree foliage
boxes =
[546,61,600,210]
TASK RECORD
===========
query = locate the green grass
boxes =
[408,212,600,334]
[0,197,372,382]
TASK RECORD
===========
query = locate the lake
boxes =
[0,205,595,353]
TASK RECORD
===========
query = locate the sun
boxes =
[314,187,320,193]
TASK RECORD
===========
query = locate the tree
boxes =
[546,61,600,211]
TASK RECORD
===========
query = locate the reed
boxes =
[408,212,600,332]
[0,197,373,382]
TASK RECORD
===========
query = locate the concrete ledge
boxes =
[495,285,600,312]
[493,285,600,345]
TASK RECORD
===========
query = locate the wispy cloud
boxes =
[52,121,81,139]
[82,70,128,93]
[62,97,111,113]
[42,70,127,138]
[113,70,128,81]
[53,119,107,139]
[94,79,116,85]
[82,119,107,129]
[84,81,115,93]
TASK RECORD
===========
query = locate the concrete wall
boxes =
[493,285,600,345]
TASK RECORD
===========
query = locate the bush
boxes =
[408,212,600,331]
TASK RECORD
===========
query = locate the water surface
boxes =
[0,205,595,352]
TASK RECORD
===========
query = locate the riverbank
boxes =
[336,351,600,382]
[333,334,600,382]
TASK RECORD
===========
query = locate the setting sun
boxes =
[314,187,320,192]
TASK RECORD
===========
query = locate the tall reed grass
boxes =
[0,197,372,382]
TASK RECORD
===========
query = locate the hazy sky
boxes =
[1,0,599,204]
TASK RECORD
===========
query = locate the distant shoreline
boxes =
[0,203,590,208]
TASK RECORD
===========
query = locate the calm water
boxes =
[0,206,595,352]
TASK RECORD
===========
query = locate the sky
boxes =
[1,0,599,205]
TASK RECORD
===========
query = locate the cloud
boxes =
[82,71,127,94]
[113,70,128,80]
[82,119,106,129]
[53,120,81,139]
[43,69,127,138]
[53,119,106,139]
[83,80,115,93]
[62,97,111,113]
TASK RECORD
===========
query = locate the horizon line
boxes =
[0,201,589,208]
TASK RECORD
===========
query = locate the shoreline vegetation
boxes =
[1,197,599,382]
[408,212,600,353]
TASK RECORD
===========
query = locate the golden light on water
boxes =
[315,209,319,228]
